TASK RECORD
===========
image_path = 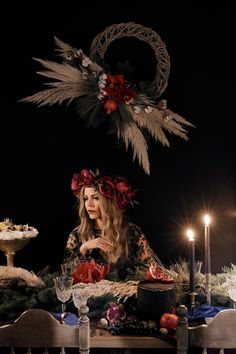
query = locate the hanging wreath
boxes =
[20,22,194,174]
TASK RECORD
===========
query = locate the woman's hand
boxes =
[80,238,112,255]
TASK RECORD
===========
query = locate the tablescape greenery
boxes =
[0,261,235,326]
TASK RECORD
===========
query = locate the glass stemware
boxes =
[61,261,75,276]
[53,275,74,321]
[72,283,92,315]
[61,257,86,276]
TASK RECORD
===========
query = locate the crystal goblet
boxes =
[61,261,75,276]
[72,283,91,314]
[53,275,73,322]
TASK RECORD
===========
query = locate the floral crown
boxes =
[71,169,136,212]
[20,22,194,175]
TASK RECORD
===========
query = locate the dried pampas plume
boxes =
[20,23,194,175]
[0,266,45,287]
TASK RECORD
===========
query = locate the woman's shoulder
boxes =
[126,222,144,236]
[69,225,80,237]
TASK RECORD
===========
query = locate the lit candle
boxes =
[186,229,195,294]
[203,214,211,305]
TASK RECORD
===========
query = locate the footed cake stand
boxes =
[0,238,31,267]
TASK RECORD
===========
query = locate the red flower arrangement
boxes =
[71,169,136,212]
[72,259,110,284]
[99,74,136,114]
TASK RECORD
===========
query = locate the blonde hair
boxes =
[77,186,128,263]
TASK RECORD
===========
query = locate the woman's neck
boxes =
[95,218,103,230]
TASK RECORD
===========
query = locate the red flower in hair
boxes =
[71,169,95,197]
[71,168,136,212]
[115,193,130,212]
[115,176,132,193]
[98,176,115,198]
[114,176,136,211]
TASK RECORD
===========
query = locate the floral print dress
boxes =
[64,223,155,281]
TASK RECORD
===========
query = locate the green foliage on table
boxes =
[0,261,235,325]
[0,272,59,325]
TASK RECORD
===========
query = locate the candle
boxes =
[186,229,195,293]
[203,214,211,305]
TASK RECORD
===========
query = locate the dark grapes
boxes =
[108,318,158,336]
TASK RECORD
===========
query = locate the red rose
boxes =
[102,74,136,109]
[97,176,115,198]
[115,176,131,193]
[79,169,95,185]
[71,169,95,196]
[115,193,129,212]
[114,75,125,85]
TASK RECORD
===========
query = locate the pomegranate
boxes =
[160,312,178,331]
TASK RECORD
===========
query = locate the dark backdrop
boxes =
[1,2,235,274]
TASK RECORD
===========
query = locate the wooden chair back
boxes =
[0,308,90,353]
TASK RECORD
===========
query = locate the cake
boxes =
[137,281,176,321]
[0,218,38,240]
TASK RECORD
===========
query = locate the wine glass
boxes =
[53,275,74,321]
[61,260,75,276]
[61,257,86,276]
[72,283,91,314]
[72,283,98,318]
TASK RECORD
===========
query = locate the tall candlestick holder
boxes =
[186,229,197,308]
[204,214,211,305]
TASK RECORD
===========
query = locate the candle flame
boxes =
[203,214,211,226]
[186,228,195,241]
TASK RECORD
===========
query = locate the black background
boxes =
[0,2,235,274]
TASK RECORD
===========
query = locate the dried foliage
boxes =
[0,266,44,287]
[167,259,236,305]
[20,23,194,174]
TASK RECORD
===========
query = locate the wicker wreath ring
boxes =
[21,22,192,175]
[90,22,170,98]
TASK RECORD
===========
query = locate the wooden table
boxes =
[90,329,175,349]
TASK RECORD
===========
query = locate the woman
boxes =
[64,168,155,281]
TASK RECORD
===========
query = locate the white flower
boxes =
[82,57,93,67]
[75,49,82,58]
[98,73,107,89]
[100,73,107,80]
[82,71,89,79]
[144,106,153,114]
[98,81,106,89]
[97,93,104,100]
[134,105,141,114]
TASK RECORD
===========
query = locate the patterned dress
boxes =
[64,223,155,281]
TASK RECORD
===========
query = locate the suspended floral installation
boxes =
[20,22,194,174]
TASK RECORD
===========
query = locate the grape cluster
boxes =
[108,318,158,336]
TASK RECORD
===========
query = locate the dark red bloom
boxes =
[97,176,116,198]
[115,176,132,193]
[115,193,130,212]
[71,169,136,212]
[102,74,136,113]
[71,169,95,197]
[72,259,110,284]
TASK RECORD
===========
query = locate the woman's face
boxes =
[84,187,102,220]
